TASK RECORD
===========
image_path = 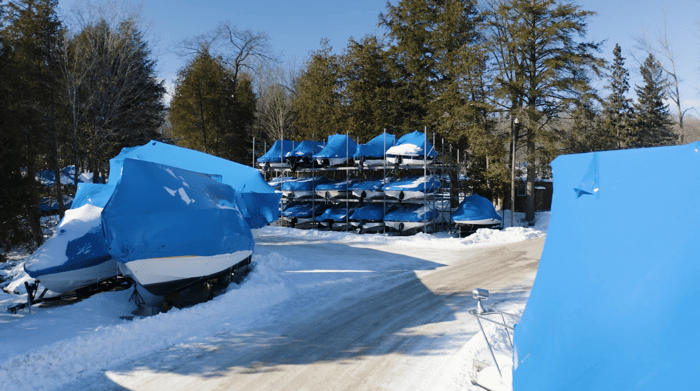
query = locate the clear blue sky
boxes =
[57,0,700,112]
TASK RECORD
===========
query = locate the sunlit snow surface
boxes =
[0,213,547,391]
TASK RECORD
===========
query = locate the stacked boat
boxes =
[25,141,280,298]
[451,193,502,233]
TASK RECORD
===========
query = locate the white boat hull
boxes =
[282,190,315,199]
[316,190,350,199]
[453,218,502,226]
[386,156,434,166]
[351,221,384,233]
[384,220,432,232]
[384,190,434,201]
[316,157,350,167]
[352,189,384,200]
[118,250,253,296]
[34,259,120,294]
[258,162,290,169]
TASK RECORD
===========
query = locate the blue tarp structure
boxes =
[382,176,441,194]
[383,204,438,222]
[317,205,355,222]
[282,202,328,219]
[513,142,700,390]
[386,131,438,158]
[350,203,394,222]
[72,183,115,209]
[315,179,357,192]
[285,140,325,159]
[102,159,254,264]
[257,139,299,165]
[281,176,331,192]
[110,140,280,229]
[354,133,397,159]
[451,194,502,225]
[313,134,358,160]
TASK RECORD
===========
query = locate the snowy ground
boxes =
[0,211,548,391]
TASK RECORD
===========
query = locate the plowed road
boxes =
[63,235,544,391]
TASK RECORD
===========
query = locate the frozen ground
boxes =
[0,211,548,391]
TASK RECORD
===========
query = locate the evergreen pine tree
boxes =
[292,40,343,140]
[601,44,634,149]
[486,0,603,222]
[170,50,254,163]
[632,53,675,147]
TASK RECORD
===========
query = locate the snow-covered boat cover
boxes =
[381,176,441,193]
[257,139,299,164]
[24,204,112,278]
[383,204,438,222]
[284,140,325,158]
[313,134,358,159]
[281,176,331,192]
[354,133,397,159]
[451,194,502,224]
[385,131,437,158]
[314,179,357,191]
[317,205,354,222]
[110,140,279,229]
[267,176,296,190]
[282,202,328,219]
[102,159,254,264]
[513,142,700,390]
[350,203,394,221]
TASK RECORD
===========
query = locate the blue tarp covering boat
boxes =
[24,181,120,294]
[315,179,358,199]
[24,203,118,294]
[281,176,332,198]
[385,131,438,165]
[383,204,439,233]
[267,176,296,190]
[451,194,502,228]
[257,139,299,167]
[281,202,328,228]
[349,203,397,233]
[382,176,441,200]
[317,205,355,230]
[102,159,254,296]
[351,178,395,200]
[513,142,700,390]
[313,134,358,167]
[285,140,325,170]
[110,140,280,229]
[354,133,397,167]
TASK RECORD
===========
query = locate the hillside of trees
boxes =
[0,0,692,252]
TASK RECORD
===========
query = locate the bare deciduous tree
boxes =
[634,9,691,143]
[255,64,297,142]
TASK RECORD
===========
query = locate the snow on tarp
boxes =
[285,140,325,158]
[110,140,280,229]
[382,175,441,193]
[354,133,397,159]
[451,194,502,224]
[72,183,115,209]
[386,131,438,158]
[257,139,299,164]
[313,134,358,159]
[23,204,114,290]
[102,159,254,264]
[513,142,700,390]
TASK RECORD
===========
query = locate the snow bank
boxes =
[0,253,294,391]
